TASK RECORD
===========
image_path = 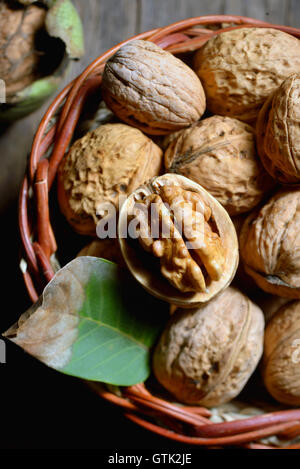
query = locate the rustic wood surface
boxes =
[1,0,299,450]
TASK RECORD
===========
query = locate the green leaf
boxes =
[45,0,85,59]
[3,257,168,386]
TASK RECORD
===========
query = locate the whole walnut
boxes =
[262,301,300,405]
[256,74,300,184]
[102,40,206,135]
[77,238,124,265]
[164,116,275,215]
[0,1,46,99]
[240,189,300,298]
[153,287,264,406]
[57,123,163,236]
[194,28,300,122]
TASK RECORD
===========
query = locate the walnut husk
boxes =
[102,40,206,135]
[118,173,238,307]
[153,287,264,406]
[256,74,300,184]
[0,1,46,98]
[240,189,300,298]
[194,28,300,122]
[263,301,300,405]
[57,123,163,236]
[164,116,275,215]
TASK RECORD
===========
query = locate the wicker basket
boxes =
[19,15,300,449]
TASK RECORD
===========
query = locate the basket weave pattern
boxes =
[19,15,300,449]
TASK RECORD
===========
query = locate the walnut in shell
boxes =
[77,238,124,265]
[240,190,300,298]
[153,287,264,406]
[194,28,300,122]
[256,74,300,184]
[164,116,275,215]
[102,40,206,135]
[57,123,163,236]
[118,173,238,307]
[263,301,300,405]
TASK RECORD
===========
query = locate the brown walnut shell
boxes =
[102,40,206,135]
[263,301,300,405]
[164,116,275,216]
[240,189,300,298]
[77,238,124,265]
[194,28,300,122]
[57,123,163,236]
[153,287,264,406]
[256,74,300,184]
[118,173,238,307]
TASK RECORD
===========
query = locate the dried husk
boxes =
[164,116,275,215]
[194,28,300,122]
[256,74,300,184]
[118,173,239,307]
[153,287,264,406]
[57,123,163,236]
[102,40,206,135]
[240,189,300,298]
[0,1,46,98]
[263,301,300,405]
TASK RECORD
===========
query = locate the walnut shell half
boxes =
[263,301,300,405]
[102,40,206,135]
[118,174,238,307]
[164,116,275,215]
[240,189,300,298]
[194,28,300,122]
[153,287,264,406]
[256,74,300,184]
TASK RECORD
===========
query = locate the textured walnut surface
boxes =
[263,301,300,405]
[102,40,206,135]
[58,123,162,235]
[153,287,264,406]
[165,116,274,215]
[194,28,300,122]
[0,2,46,98]
[256,74,300,183]
[240,190,300,297]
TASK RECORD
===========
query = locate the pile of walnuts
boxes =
[58,28,300,408]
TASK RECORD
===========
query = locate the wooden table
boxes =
[1,0,299,450]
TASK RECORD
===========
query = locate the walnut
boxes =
[153,287,264,406]
[57,123,163,236]
[102,40,206,135]
[240,189,300,298]
[256,74,300,184]
[77,238,124,265]
[194,28,300,122]
[263,301,300,405]
[164,116,275,215]
[118,173,238,307]
[0,1,46,99]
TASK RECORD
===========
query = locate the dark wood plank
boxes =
[139,0,224,31]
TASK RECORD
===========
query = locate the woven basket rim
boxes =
[18,14,300,449]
